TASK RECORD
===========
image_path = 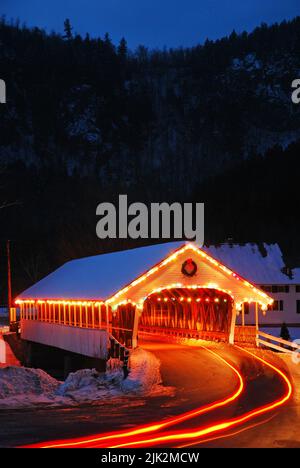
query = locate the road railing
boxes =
[108,334,130,378]
[257,330,300,354]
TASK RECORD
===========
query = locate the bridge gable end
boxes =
[107,245,271,310]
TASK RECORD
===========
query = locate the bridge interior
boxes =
[139,287,233,342]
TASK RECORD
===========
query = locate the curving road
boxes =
[18,337,295,449]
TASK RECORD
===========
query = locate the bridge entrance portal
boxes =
[139,287,233,342]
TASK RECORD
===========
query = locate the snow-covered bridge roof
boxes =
[18,242,183,300]
[18,242,297,301]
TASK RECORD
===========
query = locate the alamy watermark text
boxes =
[96,195,204,246]
[0,79,6,103]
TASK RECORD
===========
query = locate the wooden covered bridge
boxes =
[15,242,273,364]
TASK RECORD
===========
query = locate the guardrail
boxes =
[139,325,227,342]
[109,334,130,378]
[18,301,135,349]
[257,330,300,354]
[235,325,257,345]
[19,301,110,329]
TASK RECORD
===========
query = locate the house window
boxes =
[260,285,272,292]
[272,285,289,293]
[271,300,284,311]
[262,285,289,293]
[276,285,289,293]
[244,303,249,315]
[296,286,300,293]
[297,300,300,314]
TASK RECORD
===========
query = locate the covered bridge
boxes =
[15,242,273,357]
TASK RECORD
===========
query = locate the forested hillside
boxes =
[0,16,300,299]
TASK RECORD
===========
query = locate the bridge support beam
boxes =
[132,306,140,348]
[255,302,259,347]
[229,305,237,345]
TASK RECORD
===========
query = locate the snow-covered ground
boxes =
[0,348,172,409]
[280,353,300,405]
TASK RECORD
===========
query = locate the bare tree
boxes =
[20,250,44,284]
[0,165,19,210]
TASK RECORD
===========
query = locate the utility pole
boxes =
[7,240,12,324]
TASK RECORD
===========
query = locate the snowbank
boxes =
[279,353,300,405]
[56,364,124,402]
[0,367,60,407]
[121,348,166,395]
[0,348,170,408]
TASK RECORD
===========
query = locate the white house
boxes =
[204,243,300,339]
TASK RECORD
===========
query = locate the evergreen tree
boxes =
[118,37,127,59]
[136,45,148,63]
[280,322,291,342]
[229,29,238,41]
[63,18,73,40]
[104,32,112,47]
[103,32,115,55]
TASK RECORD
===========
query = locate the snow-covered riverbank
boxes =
[0,348,173,409]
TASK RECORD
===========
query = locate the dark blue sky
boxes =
[1,0,299,49]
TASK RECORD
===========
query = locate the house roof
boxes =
[293,269,300,282]
[17,241,297,301]
[203,243,296,285]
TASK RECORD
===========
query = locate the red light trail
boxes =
[177,413,278,448]
[23,344,292,449]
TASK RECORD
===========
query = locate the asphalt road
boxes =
[0,338,297,448]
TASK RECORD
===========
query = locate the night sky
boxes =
[1,0,300,48]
